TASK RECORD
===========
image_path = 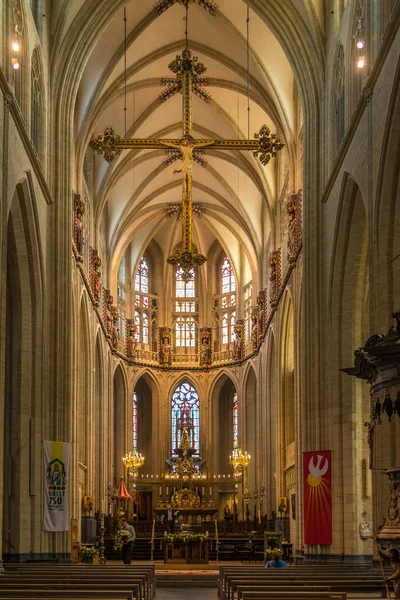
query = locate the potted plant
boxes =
[80,545,98,564]
[248,530,257,543]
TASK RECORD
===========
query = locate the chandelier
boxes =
[123,450,145,478]
[229,439,251,474]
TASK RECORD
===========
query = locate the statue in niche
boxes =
[160,333,172,367]
[75,196,85,259]
[269,254,278,305]
[287,202,297,261]
[93,255,102,302]
[251,310,258,350]
[111,314,119,348]
[127,323,137,357]
[200,333,211,367]
[106,296,113,336]
[233,325,242,361]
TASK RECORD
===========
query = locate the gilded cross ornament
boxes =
[155,0,218,17]
[89,44,284,279]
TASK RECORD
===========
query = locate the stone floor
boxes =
[155,589,218,599]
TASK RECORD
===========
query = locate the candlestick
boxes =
[159,486,162,496]
[209,487,212,496]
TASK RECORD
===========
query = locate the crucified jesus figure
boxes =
[159,135,214,200]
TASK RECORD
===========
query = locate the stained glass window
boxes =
[143,313,149,344]
[135,257,149,293]
[134,311,140,343]
[176,268,195,299]
[176,317,196,347]
[222,311,236,345]
[171,381,199,454]
[134,257,150,345]
[233,391,238,447]
[221,257,236,295]
[133,392,138,452]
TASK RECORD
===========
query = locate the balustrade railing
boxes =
[172,353,199,365]
[134,349,159,364]
[212,349,234,365]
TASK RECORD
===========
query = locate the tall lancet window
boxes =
[174,268,197,349]
[220,257,236,346]
[171,381,199,454]
[233,391,238,446]
[133,392,138,452]
[134,257,150,345]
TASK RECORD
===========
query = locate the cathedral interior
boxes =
[1,0,400,568]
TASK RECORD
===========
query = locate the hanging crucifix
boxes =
[90,12,284,281]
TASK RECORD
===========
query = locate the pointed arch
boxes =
[113,363,127,484]
[210,372,237,476]
[94,331,104,509]
[243,363,257,492]
[329,173,372,556]
[375,60,400,322]
[3,176,44,560]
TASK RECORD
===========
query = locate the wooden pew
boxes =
[239,593,347,600]
[3,565,155,600]
[218,565,384,600]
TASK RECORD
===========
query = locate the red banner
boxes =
[303,450,332,545]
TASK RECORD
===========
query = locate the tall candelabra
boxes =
[99,508,106,564]
[260,482,265,520]
[253,488,259,526]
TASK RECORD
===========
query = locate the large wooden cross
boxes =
[90,46,284,280]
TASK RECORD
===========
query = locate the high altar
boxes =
[155,412,217,563]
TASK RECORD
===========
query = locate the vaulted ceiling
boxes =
[52,0,324,287]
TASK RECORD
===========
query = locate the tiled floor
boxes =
[155,588,218,599]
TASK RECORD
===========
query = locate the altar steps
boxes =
[156,572,218,587]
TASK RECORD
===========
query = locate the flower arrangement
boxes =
[80,545,98,563]
[163,531,209,545]
[113,529,131,550]
[248,530,257,542]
